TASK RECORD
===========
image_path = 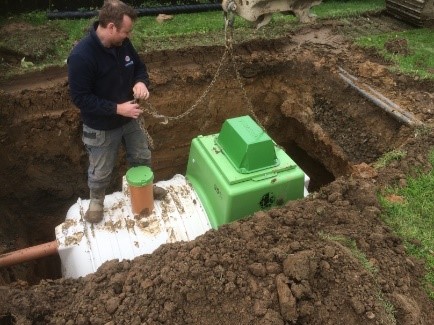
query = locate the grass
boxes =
[0,0,388,75]
[319,232,379,274]
[313,0,385,19]
[320,140,434,303]
[379,149,434,299]
[4,0,432,81]
[356,28,434,79]
[373,149,406,169]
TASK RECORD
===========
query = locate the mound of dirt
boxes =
[385,38,411,56]
[1,132,434,324]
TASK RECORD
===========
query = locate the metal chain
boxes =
[137,11,265,145]
[227,49,262,128]
[223,10,274,139]
[139,49,229,124]
[137,49,229,149]
[223,10,266,130]
[138,117,155,149]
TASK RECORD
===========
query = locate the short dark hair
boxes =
[99,0,137,29]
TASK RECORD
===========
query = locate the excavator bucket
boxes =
[386,0,434,27]
[222,0,323,28]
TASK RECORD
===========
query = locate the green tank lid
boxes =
[216,115,278,173]
[126,166,154,186]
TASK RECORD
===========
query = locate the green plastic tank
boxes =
[186,115,306,229]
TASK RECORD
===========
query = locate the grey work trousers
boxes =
[82,120,151,191]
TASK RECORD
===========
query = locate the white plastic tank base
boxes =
[55,174,211,279]
[304,174,310,197]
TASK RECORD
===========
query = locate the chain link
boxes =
[138,117,154,150]
[137,13,265,145]
[228,49,263,128]
[139,49,229,124]
[224,16,265,131]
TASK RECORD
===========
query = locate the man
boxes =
[68,0,166,224]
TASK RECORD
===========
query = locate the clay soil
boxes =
[0,13,434,325]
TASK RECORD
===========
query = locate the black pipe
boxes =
[47,4,222,20]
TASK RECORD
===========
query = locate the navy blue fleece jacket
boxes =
[68,22,150,130]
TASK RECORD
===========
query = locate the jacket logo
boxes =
[125,56,134,67]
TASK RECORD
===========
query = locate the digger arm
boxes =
[222,0,323,28]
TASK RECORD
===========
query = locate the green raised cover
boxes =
[186,115,306,229]
[216,115,278,173]
[126,166,154,187]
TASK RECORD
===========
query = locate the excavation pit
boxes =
[0,40,410,284]
[1,18,434,323]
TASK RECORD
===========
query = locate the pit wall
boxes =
[0,42,408,283]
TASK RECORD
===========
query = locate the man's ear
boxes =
[107,22,116,33]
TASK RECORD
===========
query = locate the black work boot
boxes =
[85,188,105,223]
[153,186,167,200]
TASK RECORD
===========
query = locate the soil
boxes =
[1,13,434,325]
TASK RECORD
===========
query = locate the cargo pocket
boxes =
[82,124,106,147]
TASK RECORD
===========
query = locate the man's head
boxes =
[98,0,137,47]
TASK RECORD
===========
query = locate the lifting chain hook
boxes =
[224,0,236,50]
[224,0,237,28]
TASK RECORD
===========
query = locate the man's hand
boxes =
[133,82,150,100]
[116,101,142,119]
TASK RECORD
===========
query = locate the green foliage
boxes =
[18,11,48,25]
[356,29,434,80]
[319,232,379,274]
[374,149,406,169]
[53,18,95,60]
[132,11,226,40]
[379,149,434,299]
[139,0,218,6]
[130,0,386,50]
[1,0,432,82]
[377,292,397,325]
[313,0,385,18]
[0,11,47,26]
